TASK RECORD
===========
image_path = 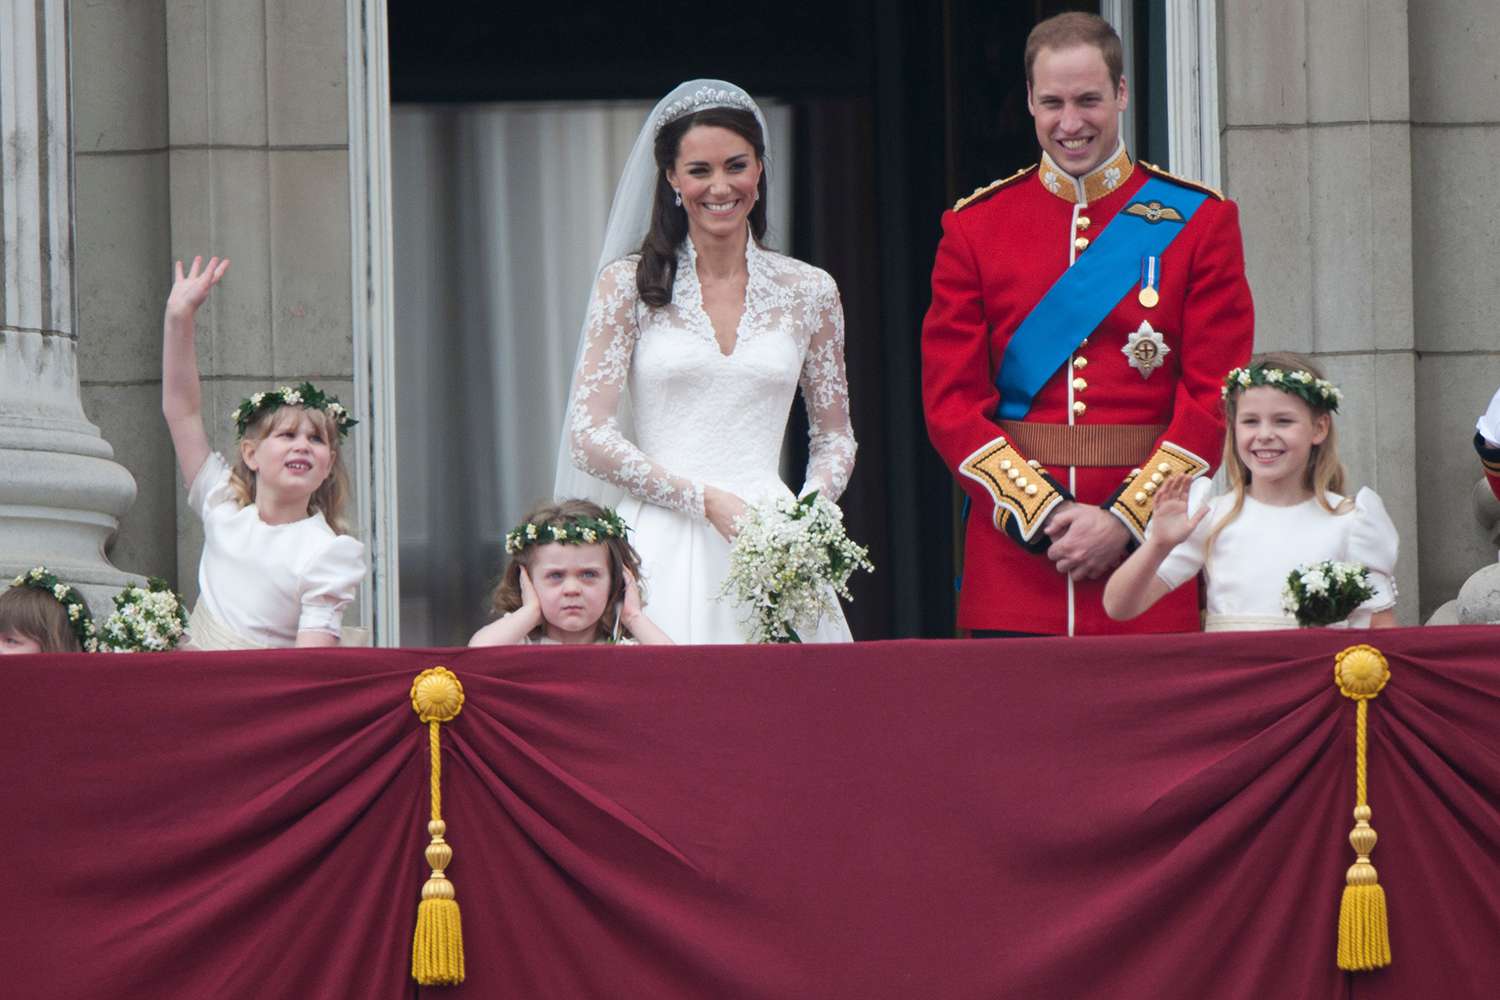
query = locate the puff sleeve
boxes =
[296,534,366,636]
[1348,487,1399,614]
[1152,477,1217,590]
[186,452,235,522]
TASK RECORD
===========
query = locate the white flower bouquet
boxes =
[720,491,874,643]
[96,577,191,652]
[1281,560,1375,627]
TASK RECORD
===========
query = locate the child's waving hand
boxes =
[166,256,230,318]
[1146,474,1209,549]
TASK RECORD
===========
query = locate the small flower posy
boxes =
[96,577,190,653]
[1281,560,1375,627]
[504,509,630,555]
[231,381,357,440]
[1222,363,1343,412]
[10,566,99,651]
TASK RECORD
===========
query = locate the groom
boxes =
[921,12,1253,636]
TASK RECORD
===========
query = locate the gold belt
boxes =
[997,420,1165,468]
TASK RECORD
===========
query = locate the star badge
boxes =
[1122,321,1171,379]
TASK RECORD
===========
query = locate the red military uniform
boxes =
[922,146,1254,635]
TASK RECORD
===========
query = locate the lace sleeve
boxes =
[568,260,706,517]
[798,271,857,502]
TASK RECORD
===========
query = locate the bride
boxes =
[555,79,858,643]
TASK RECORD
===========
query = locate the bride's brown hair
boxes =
[637,107,769,308]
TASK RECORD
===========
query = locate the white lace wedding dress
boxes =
[568,235,857,643]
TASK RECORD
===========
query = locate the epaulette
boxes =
[953,164,1038,212]
[1138,161,1224,201]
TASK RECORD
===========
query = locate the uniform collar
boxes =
[1037,142,1134,205]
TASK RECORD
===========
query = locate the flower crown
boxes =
[231,382,357,440]
[1222,363,1343,413]
[505,509,629,555]
[654,86,758,134]
[8,566,99,652]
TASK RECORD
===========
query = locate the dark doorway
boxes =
[388,0,1110,639]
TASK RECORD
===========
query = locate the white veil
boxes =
[552,80,772,508]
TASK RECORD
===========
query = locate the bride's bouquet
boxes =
[721,491,874,643]
[96,577,191,652]
[1280,560,1375,627]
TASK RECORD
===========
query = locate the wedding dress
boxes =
[567,233,856,643]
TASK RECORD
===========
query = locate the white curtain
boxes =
[391,100,793,646]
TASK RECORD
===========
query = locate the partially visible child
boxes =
[1477,386,1500,502]
[469,499,672,646]
[0,567,96,654]
[162,256,366,649]
[1103,353,1398,630]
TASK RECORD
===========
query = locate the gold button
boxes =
[1073,356,1088,369]
[1027,459,1040,468]
[1072,400,1087,415]
[999,459,1012,471]
[1144,481,1157,493]
[1076,216,1091,231]
[1133,491,1147,504]
[1157,463,1171,474]
[1007,467,1020,480]
[1072,377,1087,391]
[1129,468,1142,477]
[1016,476,1029,488]
[1025,484,1039,496]
[1150,473,1164,484]
[1074,237,1090,251]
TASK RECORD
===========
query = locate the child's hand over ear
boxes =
[620,569,645,627]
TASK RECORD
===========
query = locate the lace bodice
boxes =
[568,235,856,517]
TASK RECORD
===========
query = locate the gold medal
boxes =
[1138,286,1159,309]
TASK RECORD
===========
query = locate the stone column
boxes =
[1408,0,1500,616]
[1219,0,1420,621]
[0,0,137,611]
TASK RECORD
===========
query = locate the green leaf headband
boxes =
[231,381,357,440]
[8,565,99,652]
[505,509,629,555]
[1222,363,1343,413]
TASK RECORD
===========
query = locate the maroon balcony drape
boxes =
[3,628,1497,999]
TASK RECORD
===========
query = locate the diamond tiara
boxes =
[653,87,758,134]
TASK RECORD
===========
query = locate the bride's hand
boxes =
[704,486,748,542]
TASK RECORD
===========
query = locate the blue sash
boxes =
[994,177,1207,420]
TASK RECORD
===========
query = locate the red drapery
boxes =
[3,627,1497,999]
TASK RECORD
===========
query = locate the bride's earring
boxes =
[673,189,682,207]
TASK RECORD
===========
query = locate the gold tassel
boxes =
[1333,646,1392,972]
[410,667,466,985]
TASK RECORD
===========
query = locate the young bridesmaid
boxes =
[162,256,366,649]
[0,567,96,654]
[1104,353,1398,630]
[469,500,672,646]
